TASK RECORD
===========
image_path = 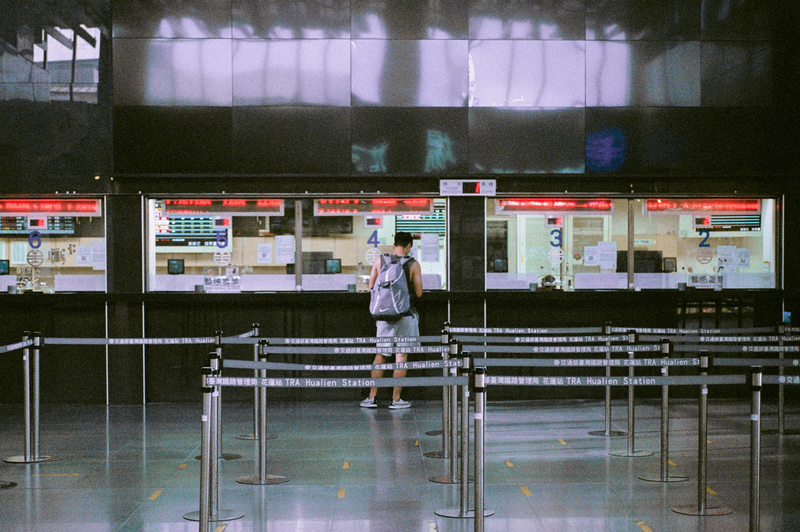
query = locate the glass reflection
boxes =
[351,107,468,173]
[469,0,585,40]
[232,0,350,39]
[232,40,350,106]
[469,40,585,107]
[701,43,771,106]
[113,2,233,38]
[114,38,233,106]
[469,108,585,173]
[586,0,700,40]
[352,0,467,39]
[587,41,700,107]
[351,40,468,107]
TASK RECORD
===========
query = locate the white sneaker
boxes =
[360,397,377,408]
[388,399,411,410]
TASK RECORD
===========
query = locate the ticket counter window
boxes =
[147,197,446,292]
[0,198,106,293]
[634,198,776,290]
[487,198,627,291]
[486,197,777,291]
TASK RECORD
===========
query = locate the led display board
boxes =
[161,199,284,216]
[0,199,100,217]
[495,198,614,214]
[314,198,434,216]
[644,199,761,215]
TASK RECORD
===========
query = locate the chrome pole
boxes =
[473,366,486,532]
[751,366,763,532]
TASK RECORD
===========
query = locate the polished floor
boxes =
[1,397,799,531]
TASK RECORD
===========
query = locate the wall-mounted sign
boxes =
[439,180,496,196]
[495,198,614,214]
[314,198,433,216]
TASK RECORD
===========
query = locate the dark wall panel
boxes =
[113,106,233,174]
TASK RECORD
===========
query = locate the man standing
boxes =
[360,232,423,409]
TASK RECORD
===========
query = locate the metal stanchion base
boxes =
[672,505,733,516]
[639,475,689,483]
[435,508,495,518]
[426,429,442,436]
[609,450,654,458]
[424,451,462,459]
[183,509,245,522]
[235,433,278,441]
[588,430,626,437]
[4,455,54,464]
[236,474,289,485]
[0,481,17,489]
[762,428,800,436]
[195,453,243,461]
[428,475,473,484]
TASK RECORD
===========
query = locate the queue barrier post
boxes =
[640,339,688,483]
[5,332,53,465]
[673,352,732,516]
[751,366,762,532]
[425,330,454,459]
[237,323,261,441]
[472,366,494,532]
[184,353,244,525]
[589,321,625,438]
[436,353,475,517]
[197,331,241,462]
[429,340,462,484]
[237,341,288,486]
[610,331,652,458]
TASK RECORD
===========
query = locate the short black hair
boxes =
[394,232,414,248]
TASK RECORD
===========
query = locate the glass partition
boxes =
[487,196,777,291]
[0,197,106,293]
[147,196,447,292]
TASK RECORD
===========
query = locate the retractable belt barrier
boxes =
[2,323,797,532]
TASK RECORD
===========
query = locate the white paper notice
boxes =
[717,245,735,270]
[598,241,617,270]
[275,235,295,264]
[76,246,92,267]
[420,233,440,262]
[257,243,273,264]
[11,242,27,265]
[583,246,599,266]
[91,241,106,271]
[734,248,750,268]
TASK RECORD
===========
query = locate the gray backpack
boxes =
[370,254,414,321]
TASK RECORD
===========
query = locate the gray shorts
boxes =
[376,312,420,348]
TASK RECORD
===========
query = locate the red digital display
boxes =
[645,199,761,215]
[0,199,100,216]
[495,198,614,214]
[314,198,434,215]
[161,199,284,215]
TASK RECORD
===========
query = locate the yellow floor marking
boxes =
[343,462,350,470]
[148,490,163,500]
[708,440,712,444]
[668,460,677,466]
[213,525,226,532]
[636,520,653,532]
[707,487,717,495]
[178,464,187,470]
[337,488,346,498]
[505,461,514,468]
[415,440,420,446]
[558,439,567,445]
[33,473,79,477]
[521,486,532,497]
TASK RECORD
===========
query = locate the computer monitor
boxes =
[325,259,342,274]
[167,259,185,274]
[0,260,9,275]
